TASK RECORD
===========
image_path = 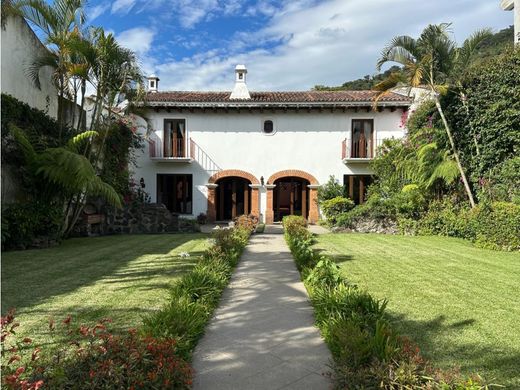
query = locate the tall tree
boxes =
[375,23,492,208]
[9,0,86,135]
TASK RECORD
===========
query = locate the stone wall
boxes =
[75,203,199,236]
[332,218,398,234]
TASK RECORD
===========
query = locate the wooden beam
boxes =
[359,177,365,204]
[349,176,354,200]
[244,182,249,215]
[231,180,236,219]
[219,184,224,220]
[302,186,307,219]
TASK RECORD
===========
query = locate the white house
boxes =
[501,0,520,44]
[132,65,411,224]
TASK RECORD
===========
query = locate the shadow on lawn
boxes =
[1,234,205,314]
[387,312,520,386]
[312,248,354,263]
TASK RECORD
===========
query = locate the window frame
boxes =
[156,173,193,214]
[261,118,276,135]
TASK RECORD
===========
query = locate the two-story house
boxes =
[133,65,411,224]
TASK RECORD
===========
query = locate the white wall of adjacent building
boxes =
[1,15,59,118]
[132,108,406,221]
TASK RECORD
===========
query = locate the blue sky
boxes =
[85,0,513,91]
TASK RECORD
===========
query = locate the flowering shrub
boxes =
[1,311,192,389]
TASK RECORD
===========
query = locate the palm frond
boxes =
[24,51,58,89]
[86,176,122,207]
[377,35,419,70]
[372,71,407,106]
[8,124,37,164]
[427,158,459,187]
[66,130,98,151]
[457,28,493,69]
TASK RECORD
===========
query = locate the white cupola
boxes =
[147,74,159,92]
[230,64,251,100]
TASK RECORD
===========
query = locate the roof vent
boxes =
[230,64,251,100]
[147,74,159,93]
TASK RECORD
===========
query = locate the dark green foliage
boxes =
[320,196,355,224]
[313,66,403,91]
[142,222,251,358]
[1,201,62,250]
[445,48,520,190]
[472,202,520,251]
[100,120,144,198]
[417,200,520,251]
[481,156,520,204]
[317,175,344,204]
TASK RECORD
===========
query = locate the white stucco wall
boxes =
[1,15,59,118]
[132,108,406,220]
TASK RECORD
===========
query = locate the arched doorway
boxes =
[266,170,319,224]
[207,169,260,222]
[215,176,251,221]
[273,177,310,222]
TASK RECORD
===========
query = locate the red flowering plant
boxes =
[1,309,44,390]
[1,310,193,389]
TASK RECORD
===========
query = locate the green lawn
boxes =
[314,233,520,388]
[1,233,208,344]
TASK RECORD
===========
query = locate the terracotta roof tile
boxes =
[145,90,411,105]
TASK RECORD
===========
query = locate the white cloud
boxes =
[117,27,155,56]
[145,0,512,91]
[88,2,110,21]
[111,0,137,14]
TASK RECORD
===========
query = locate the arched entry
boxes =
[207,170,260,222]
[266,170,319,224]
[216,176,251,220]
[273,177,310,222]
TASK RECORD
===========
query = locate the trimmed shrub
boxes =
[142,225,251,358]
[233,214,258,234]
[473,202,520,251]
[321,196,355,224]
[283,218,491,388]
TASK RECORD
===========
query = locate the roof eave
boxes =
[142,101,411,108]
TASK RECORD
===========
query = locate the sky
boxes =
[85,0,513,91]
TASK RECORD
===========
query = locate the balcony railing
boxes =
[341,138,384,162]
[149,136,190,160]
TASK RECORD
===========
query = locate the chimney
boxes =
[230,64,251,100]
[147,74,159,92]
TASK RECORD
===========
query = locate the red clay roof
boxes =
[145,90,411,105]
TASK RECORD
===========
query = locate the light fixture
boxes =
[260,176,265,186]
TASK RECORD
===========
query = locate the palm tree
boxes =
[375,23,492,208]
[9,0,86,135]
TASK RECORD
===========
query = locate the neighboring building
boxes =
[1,15,59,118]
[132,65,412,224]
[501,0,520,44]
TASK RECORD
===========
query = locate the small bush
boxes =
[1,311,193,390]
[1,202,63,250]
[233,214,258,234]
[321,196,355,225]
[317,175,344,204]
[197,212,207,225]
[282,215,308,235]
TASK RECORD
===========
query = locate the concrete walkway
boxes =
[192,232,332,389]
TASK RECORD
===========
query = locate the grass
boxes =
[314,233,520,388]
[1,233,208,345]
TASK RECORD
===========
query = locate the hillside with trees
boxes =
[313,26,514,91]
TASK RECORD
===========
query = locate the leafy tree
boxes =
[10,124,121,235]
[374,23,492,208]
[317,176,344,204]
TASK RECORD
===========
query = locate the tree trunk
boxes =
[76,79,86,133]
[434,95,476,208]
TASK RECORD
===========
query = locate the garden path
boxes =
[192,230,332,389]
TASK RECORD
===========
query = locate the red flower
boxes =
[63,315,72,326]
